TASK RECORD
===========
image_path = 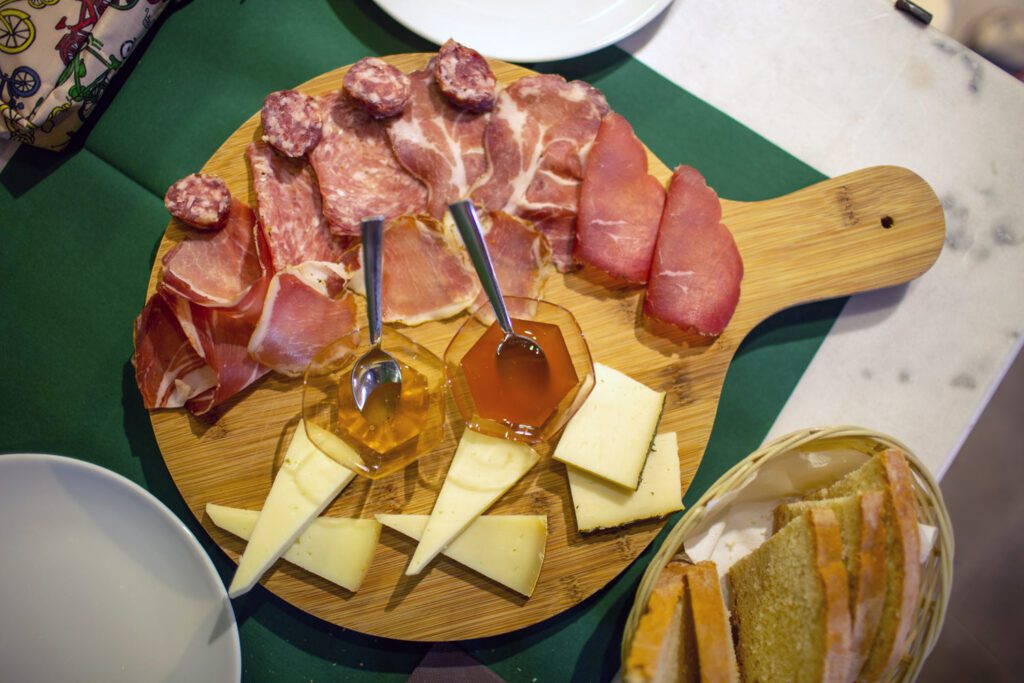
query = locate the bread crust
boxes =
[808,508,854,683]
[626,561,688,683]
[686,562,739,683]
[850,491,887,681]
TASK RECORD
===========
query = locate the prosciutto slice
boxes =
[471,75,609,271]
[576,113,666,284]
[161,199,266,308]
[644,166,743,336]
[247,141,348,271]
[310,90,427,236]
[347,215,480,325]
[386,63,489,221]
[248,262,358,377]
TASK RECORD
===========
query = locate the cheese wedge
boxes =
[553,363,665,489]
[377,514,547,596]
[207,505,380,592]
[228,421,356,597]
[567,432,683,531]
[406,430,539,575]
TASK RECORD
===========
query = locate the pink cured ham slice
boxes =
[247,141,348,272]
[471,75,609,271]
[347,215,480,325]
[386,63,489,221]
[461,211,551,312]
[161,199,266,308]
[132,293,217,409]
[644,166,743,336]
[576,113,666,284]
[309,91,427,237]
[248,262,358,377]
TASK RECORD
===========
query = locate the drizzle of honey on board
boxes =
[336,362,430,454]
[460,319,578,429]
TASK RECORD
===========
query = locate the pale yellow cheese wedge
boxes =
[377,514,547,596]
[553,363,666,489]
[406,430,539,575]
[227,421,356,597]
[567,432,683,532]
[207,505,380,592]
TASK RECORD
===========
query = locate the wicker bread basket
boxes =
[621,426,954,682]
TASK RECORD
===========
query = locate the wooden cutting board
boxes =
[146,54,945,641]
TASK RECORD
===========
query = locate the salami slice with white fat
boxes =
[260,90,322,158]
[164,173,231,230]
[434,40,498,113]
[343,57,412,119]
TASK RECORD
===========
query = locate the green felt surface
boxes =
[0,1,838,681]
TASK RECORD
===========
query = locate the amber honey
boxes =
[336,362,430,454]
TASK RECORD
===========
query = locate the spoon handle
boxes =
[449,200,514,336]
[361,216,386,348]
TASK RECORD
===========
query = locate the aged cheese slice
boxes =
[567,432,683,532]
[227,421,356,597]
[553,363,666,489]
[207,505,380,592]
[377,514,547,596]
[406,430,540,575]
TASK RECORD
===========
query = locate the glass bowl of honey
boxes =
[444,297,595,444]
[302,327,446,479]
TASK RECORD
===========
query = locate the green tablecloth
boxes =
[0,2,841,680]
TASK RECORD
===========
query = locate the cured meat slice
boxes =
[471,75,609,271]
[343,57,412,119]
[247,141,348,271]
[164,173,231,230]
[386,64,489,220]
[347,215,480,325]
[310,91,427,237]
[132,293,217,409]
[644,166,743,336]
[434,40,498,113]
[248,262,357,377]
[161,199,266,308]
[576,113,666,284]
[261,90,322,158]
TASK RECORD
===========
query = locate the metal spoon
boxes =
[350,216,403,416]
[449,200,547,364]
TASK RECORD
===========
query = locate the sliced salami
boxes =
[164,173,231,230]
[434,39,498,113]
[343,57,412,119]
[260,90,323,158]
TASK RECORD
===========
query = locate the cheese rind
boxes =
[206,505,380,592]
[377,514,547,596]
[406,430,539,575]
[227,421,356,597]
[568,432,683,532]
[553,363,666,489]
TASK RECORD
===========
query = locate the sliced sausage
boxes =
[342,57,412,119]
[260,90,322,158]
[434,39,498,113]
[164,173,231,230]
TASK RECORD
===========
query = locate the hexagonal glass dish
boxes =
[444,297,595,444]
[302,327,445,479]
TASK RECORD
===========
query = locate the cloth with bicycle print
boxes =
[1,0,168,150]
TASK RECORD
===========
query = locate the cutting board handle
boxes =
[728,165,946,329]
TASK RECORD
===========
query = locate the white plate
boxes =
[372,0,674,63]
[0,454,241,682]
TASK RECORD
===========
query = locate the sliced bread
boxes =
[728,508,853,682]
[626,560,697,683]
[686,561,740,683]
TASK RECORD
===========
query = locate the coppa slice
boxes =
[346,215,480,325]
[310,90,427,236]
[207,505,380,592]
[377,514,547,596]
[406,430,539,575]
[576,113,666,284]
[644,166,743,336]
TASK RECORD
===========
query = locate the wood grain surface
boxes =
[145,54,945,641]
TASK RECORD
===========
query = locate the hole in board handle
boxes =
[881,215,895,229]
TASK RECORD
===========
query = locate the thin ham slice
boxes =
[576,113,666,284]
[247,141,348,271]
[310,90,427,236]
[386,63,489,221]
[471,75,609,271]
[160,199,266,308]
[248,262,358,377]
[347,215,480,325]
[644,166,743,336]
